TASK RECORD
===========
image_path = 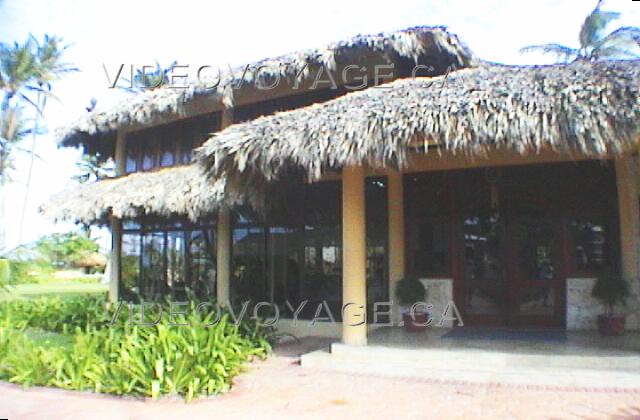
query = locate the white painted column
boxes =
[342,166,367,346]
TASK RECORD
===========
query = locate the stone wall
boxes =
[419,278,455,328]
[566,278,602,330]
[566,277,640,331]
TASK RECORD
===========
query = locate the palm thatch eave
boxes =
[195,60,640,195]
[40,165,237,225]
[56,26,474,153]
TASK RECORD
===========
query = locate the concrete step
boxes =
[329,342,640,371]
[300,345,640,389]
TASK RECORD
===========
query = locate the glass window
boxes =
[405,172,451,277]
[160,149,175,167]
[122,112,221,173]
[519,288,555,316]
[125,147,138,173]
[302,225,342,317]
[187,229,216,300]
[179,142,192,164]
[570,217,608,271]
[141,148,155,171]
[409,218,449,276]
[166,231,186,294]
[141,231,165,297]
[120,233,141,300]
[266,226,302,306]
[232,226,267,303]
[366,177,388,315]
[119,218,217,301]
[229,180,343,319]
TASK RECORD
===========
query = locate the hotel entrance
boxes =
[460,173,563,327]
[404,161,619,329]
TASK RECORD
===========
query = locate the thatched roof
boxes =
[40,166,238,224]
[57,26,474,154]
[197,60,640,193]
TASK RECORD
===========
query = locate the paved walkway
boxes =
[1,338,640,420]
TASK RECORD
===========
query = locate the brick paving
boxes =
[1,338,639,420]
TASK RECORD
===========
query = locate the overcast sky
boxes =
[0,0,638,250]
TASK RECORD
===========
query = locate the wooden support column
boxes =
[615,156,639,281]
[342,166,367,346]
[109,129,127,302]
[216,108,234,305]
[387,170,405,320]
[217,208,231,305]
[109,218,121,303]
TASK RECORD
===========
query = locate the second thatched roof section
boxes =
[57,26,474,155]
[40,166,237,225]
[197,60,640,191]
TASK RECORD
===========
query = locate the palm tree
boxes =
[0,105,33,254]
[520,0,640,62]
[0,34,76,250]
[120,61,177,93]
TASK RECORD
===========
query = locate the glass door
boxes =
[508,214,563,327]
[458,168,509,325]
[462,210,508,325]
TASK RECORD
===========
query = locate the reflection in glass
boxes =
[519,288,554,315]
[412,220,448,275]
[266,226,301,306]
[515,217,555,281]
[125,149,137,173]
[121,233,141,300]
[463,211,506,316]
[160,150,174,167]
[141,150,155,171]
[141,232,165,297]
[366,177,388,319]
[303,225,342,311]
[232,226,267,303]
[570,218,606,270]
[166,231,185,293]
[187,229,216,299]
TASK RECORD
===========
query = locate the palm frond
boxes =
[580,1,621,48]
[519,44,580,62]
[592,26,640,60]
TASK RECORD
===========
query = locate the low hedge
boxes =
[0,297,271,401]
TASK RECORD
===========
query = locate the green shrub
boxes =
[6,255,54,285]
[0,297,271,401]
[0,295,109,332]
[395,277,427,307]
[592,267,631,315]
[0,259,10,287]
[35,232,99,268]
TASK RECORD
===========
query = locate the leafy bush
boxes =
[0,297,271,401]
[3,248,54,285]
[3,231,104,284]
[0,296,109,332]
[395,277,427,307]
[592,267,631,316]
[35,233,99,268]
[0,259,9,289]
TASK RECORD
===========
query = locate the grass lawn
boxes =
[1,281,108,301]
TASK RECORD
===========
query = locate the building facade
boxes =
[45,27,640,345]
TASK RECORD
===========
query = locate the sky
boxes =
[0,0,638,251]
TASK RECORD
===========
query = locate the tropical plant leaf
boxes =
[519,44,580,62]
[579,1,620,49]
